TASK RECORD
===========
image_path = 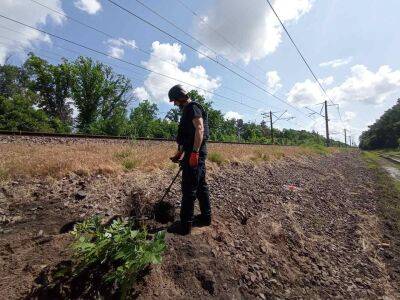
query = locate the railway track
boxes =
[0,130,275,146]
[381,154,400,164]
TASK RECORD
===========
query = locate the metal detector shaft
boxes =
[160,166,182,202]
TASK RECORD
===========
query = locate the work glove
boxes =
[189,152,199,168]
[170,151,183,163]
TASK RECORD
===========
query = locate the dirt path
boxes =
[1,151,399,299]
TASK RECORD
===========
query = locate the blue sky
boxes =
[1,0,400,144]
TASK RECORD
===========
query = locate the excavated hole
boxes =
[59,219,83,234]
[153,200,175,224]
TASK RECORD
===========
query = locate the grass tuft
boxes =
[208,152,225,165]
[122,159,138,171]
[300,143,330,155]
[114,149,133,160]
[0,167,9,182]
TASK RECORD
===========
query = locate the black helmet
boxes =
[168,84,187,102]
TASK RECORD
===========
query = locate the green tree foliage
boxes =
[0,93,54,132]
[71,56,132,134]
[1,54,341,146]
[127,100,158,137]
[24,54,73,130]
[0,64,29,98]
[359,99,400,149]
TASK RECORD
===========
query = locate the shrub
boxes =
[71,217,166,299]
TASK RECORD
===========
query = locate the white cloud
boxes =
[328,65,400,105]
[344,111,356,121]
[266,71,282,92]
[0,0,65,64]
[286,77,333,106]
[105,38,136,59]
[288,64,400,106]
[224,111,243,120]
[136,41,221,103]
[319,57,353,68]
[74,0,102,15]
[133,87,149,101]
[196,0,313,63]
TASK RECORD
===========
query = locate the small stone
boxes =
[75,190,86,200]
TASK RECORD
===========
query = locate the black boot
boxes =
[193,214,211,227]
[167,221,192,235]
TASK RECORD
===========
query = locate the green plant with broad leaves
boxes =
[71,217,166,299]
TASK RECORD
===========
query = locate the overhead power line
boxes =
[174,0,280,88]
[265,0,344,122]
[25,0,282,113]
[106,0,313,119]
[0,14,267,112]
[135,0,276,92]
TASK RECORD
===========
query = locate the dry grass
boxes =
[0,140,337,180]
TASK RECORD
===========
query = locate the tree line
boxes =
[359,99,400,150]
[1,54,338,146]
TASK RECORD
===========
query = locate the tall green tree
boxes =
[24,54,73,130]
[0,93,53,132]
[128,100,159,137]
[0,64,29,98]
[359,99,400,149]
[71,57,132,134]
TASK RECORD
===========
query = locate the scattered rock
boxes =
[75,190,86,201]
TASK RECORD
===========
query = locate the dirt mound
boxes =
[1,151,399,299]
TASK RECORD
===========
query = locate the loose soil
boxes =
[1,149,400,299]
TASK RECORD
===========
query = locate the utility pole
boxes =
[349,136,352,148]
[344,129,347,147]
[324,100,330,147]
[270,110,274,144]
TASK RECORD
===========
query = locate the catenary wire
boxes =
[0,15,268,113]
[265,0,344,123]
[105,0,314,118]
[25,0,283,112]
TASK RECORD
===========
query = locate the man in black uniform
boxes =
[168,85,211,235]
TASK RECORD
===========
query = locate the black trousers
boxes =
[180,154,211,223]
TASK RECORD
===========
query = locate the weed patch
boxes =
[0,167,9,182]
[114,149,133,160]
[71,217,166,299]
[208,152,225,164]
[122,158,138,171]
[300,143,330,155]
[251,150,270,161]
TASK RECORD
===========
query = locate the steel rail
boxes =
[0,130,287,146]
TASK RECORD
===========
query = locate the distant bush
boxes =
[71,217,166,299]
